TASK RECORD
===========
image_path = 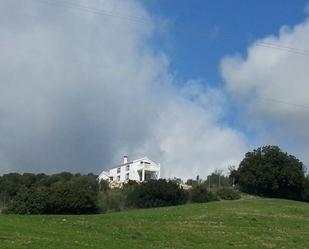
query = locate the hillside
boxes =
[0,198,309,249]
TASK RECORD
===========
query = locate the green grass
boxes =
[0,198,309,249]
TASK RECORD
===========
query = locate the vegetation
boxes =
[1,175,190,214]
[1,198,309,249]
[97,180,240,212]
[126,179,187,208]
[188,184,218,203]
[215,188,241,200]
[98,187,129,212]
[0,171,248,215]
[1,173,100,214]
[186,170,231,189]
[3,145,308,215]
[303,176,309,202]
[231,146,307,200]
[0,173,97,204]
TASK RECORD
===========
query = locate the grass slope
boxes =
[0,198,309,249]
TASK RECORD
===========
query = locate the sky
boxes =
[0,0,309,179]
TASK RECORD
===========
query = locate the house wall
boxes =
[108,162,142,182]
[98,157,160,183]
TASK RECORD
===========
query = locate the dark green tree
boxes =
[234,146,306,200]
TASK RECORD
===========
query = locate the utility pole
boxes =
[196,175,200,185]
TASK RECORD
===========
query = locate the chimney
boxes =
[123,155,128,164]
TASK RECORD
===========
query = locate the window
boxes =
[109,176,113,181]
[117,167,121,174]
[126,165,130,171]
[125,173,129,180]
[117,175,120,181]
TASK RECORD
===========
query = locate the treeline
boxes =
[0,172,99,214]
[0,172,239,214]
[2,145,308,215]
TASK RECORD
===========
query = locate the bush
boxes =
[47,181,99,214]
[127,179,187,208]
[216,188,240,200]
[189,184,218,203]
[7,180,99,215]
[6,187,49,214]
[0,172,99,205]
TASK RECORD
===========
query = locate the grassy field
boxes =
[0,198,309,249]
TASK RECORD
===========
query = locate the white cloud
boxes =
[136,82,246,178]
[221,18,309,164]
[0,0,246,179]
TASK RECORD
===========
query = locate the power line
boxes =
[256,97,309,109]
[34,0,152,25]
[234,93,309,110]
[258,42,309,54]
[34,0,309,57]
[255,42,309,56]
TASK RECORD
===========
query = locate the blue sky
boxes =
[144,0,308,84]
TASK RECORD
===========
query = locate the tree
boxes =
[234,146,306,200]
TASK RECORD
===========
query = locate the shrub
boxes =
[0,172,99,204]
[6,187,49,214]
[189,184,218,203]
[127,179,187,208]
[7,180,99,215]
[216,188,241,200]
[47,181,99,214]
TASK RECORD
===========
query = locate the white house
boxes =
[98,156,160,183]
